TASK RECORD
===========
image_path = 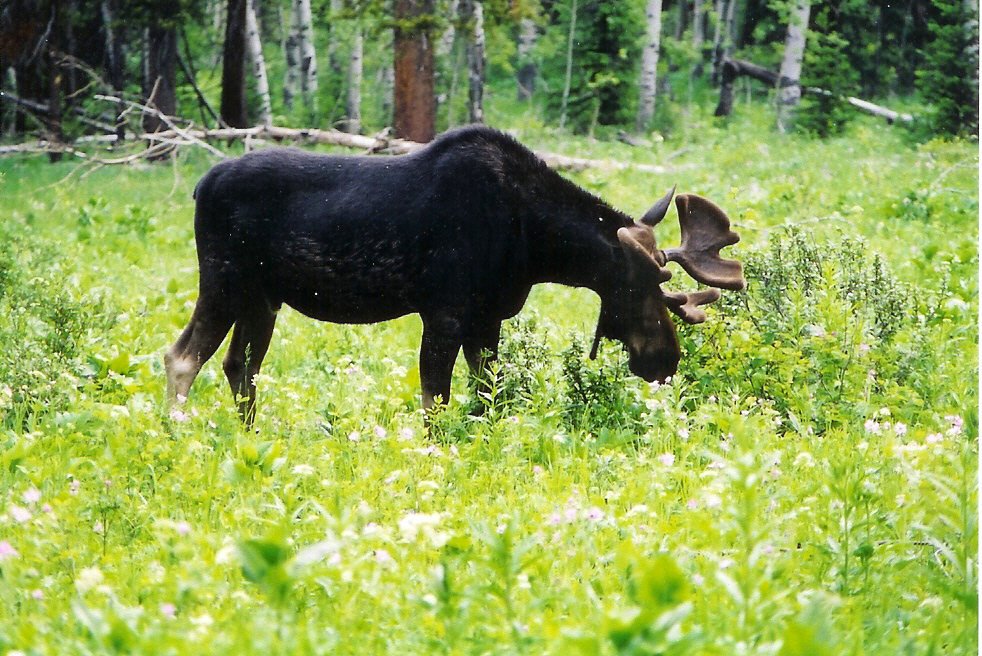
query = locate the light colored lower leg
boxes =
[164,348,200,403]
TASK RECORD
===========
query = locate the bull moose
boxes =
[165,126,745,423]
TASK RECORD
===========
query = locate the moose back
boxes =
[165,126,745,423]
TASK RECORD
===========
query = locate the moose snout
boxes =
[628,350,679,384]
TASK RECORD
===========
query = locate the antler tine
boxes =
[662,288,721,324]
[639,185,677,227]
[662,194,746,291]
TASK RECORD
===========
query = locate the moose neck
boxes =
[525,177,632,298]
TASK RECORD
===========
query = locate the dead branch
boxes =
[716,57,914,125]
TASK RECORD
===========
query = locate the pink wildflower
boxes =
[160,603,177,618]
[22,488,40,505]
[0,540,18,560]
[9,505,31,523]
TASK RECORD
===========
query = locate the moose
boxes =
[165,126,745,423]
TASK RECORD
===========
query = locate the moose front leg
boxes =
[463,322,502,413]
[419,324,462,410]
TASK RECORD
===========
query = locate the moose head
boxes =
[591,186,746,383]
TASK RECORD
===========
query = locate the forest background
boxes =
[0,0,979,147]
[0,1,979,655]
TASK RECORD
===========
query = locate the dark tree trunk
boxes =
[46,0,63,162]
[715,57,777,116]
[221,0,249,128]
[394,0,436,142]
[100,0,125,140]
[144,23,177,133]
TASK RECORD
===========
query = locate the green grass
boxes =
[0,106,977,655]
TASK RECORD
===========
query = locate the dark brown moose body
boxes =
[165,126,745,423]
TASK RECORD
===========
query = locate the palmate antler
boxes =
[624,187,746,325]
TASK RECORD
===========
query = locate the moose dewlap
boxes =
[165,126,745,423]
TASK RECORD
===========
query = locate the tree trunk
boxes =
[692,0,705,76]
[144,22,177,133]
[711,0,735,84]
[559,0,577,130]
[245,0,272,126]
[460,0,485,123]
[393,0,436,142]
[327,0,343,76]
[636,0,662,131]
[283,0,300,109]
[46,0,63,162]
[516,18,537,100]
[221,0,248,128]
[100,0,125,140]
[296,0,318,115]
[776,0,810,133]
[343,25,363,134]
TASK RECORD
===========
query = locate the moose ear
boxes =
[663,194,746,291]
[639,185,677,227]
[617,226,672,284]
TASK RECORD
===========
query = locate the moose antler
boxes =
[662,288,721,324]
[662,194,746,291]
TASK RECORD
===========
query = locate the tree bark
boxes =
[100,0,125,140]
[283,0,300,109]
[776,0,810,133]
[711,0,736,84]
[692,0,705,76]
[245,0,272,126]
[46,0,63,162]
[221,0,248,128]
[296,0,318,114]
[460,0,485,123]
[636,0,662,132]
[144,22,177,133]
[393,0,436,142]
[343,24,363,134]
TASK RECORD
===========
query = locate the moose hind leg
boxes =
[223,309,277,425]
[165,302,235,404]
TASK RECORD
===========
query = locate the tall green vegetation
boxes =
[539,0,645,134]
[919,0,980,136]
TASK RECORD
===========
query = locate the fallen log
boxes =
[715,57,913,125]
[4,121,674,174]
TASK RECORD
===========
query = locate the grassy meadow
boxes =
[0,104,978,654]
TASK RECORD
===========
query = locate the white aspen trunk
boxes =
[465,0,485,123]
[344,26,363,134]
[636,0,662,131]
[692,0,704,75]
[283,1,300,109]
[296,0,318,114]
[516,17,537,100]
[559,0,577,130]
[776,0,810,133]
[246,0,272,126]
[439,0,459,58]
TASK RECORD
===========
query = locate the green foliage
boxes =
[0,107,976,655]
[919,0,980,136]
[539,0,645,133]
[797,10,859,139]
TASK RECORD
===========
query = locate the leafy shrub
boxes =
[680,226,960,433]
[0,224,110,428]
[560,336,643,432]
[798,12,859,138]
